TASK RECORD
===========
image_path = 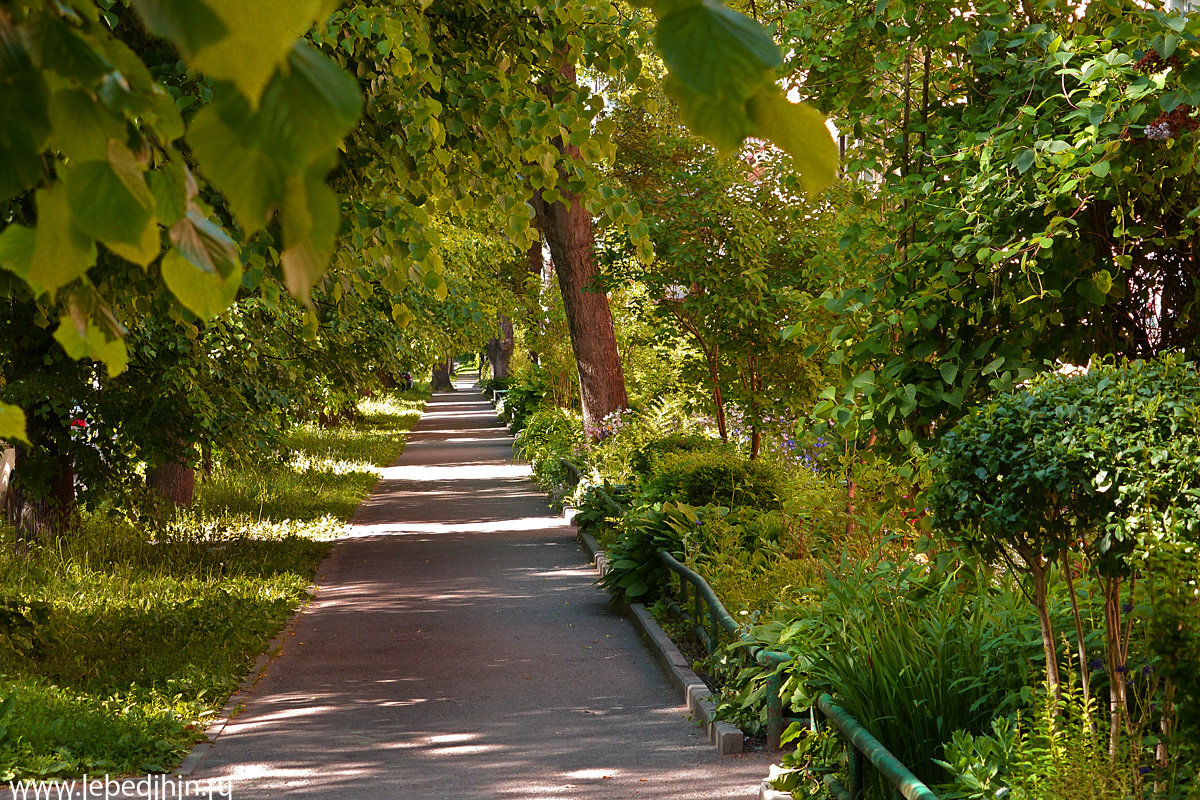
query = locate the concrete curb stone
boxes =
[576,527,744,755]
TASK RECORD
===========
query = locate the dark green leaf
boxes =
[655,0,781,100]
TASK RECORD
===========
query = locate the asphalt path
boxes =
[191,379,771,799]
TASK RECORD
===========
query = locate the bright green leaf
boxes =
[0,402,28,445]
[746,88,838,194]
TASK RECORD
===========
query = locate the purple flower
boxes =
[1116,664,1129,675]
[1122,602,1134,614]
[1089,658,1103,671]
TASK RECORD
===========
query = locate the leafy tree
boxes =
[607,92,833,456]
[788,0,1200,442]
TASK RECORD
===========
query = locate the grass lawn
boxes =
[0,388,428,779]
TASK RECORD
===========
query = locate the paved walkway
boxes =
[192,380,771,799]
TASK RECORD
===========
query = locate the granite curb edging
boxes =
[574,525,745,756]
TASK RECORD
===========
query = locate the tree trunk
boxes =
[1029,556,1063,700]
[1103,575,1129,754]
[5,445,75,538]
[148,457,195,506]
[431,358,455,391]
[485,315,515,382]
[527,240,543,365]
[531,58,628,437]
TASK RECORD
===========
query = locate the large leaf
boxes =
[279,173,339,298]
[188,98,283,232]
[31,16,111,86]
[258,42,363,168]
[29,184,96,296]
[0,225,35,283]
[0,15,50,202]
[65,146,156,248]
[129,0,228,60]
[190,0,327,104]
[665,75,753,152]
[161,249,240,319]
[0,402,28,445]
[655,0,780,100]
[164,209,242,318]
[48,88,121,162]
[746,89,839,194]
[52,313,128,377]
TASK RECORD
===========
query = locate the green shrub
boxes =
[628,431,718,479]
[936,681,1141,800]
[750,555,1035,796]
[513,407,585,494]
[498,368,551,432]
[643,447,784,509]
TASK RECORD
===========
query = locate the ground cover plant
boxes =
[0,389,426,779]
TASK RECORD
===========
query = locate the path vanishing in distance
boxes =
[191,379,771,799]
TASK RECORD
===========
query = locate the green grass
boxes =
[0,387,428,779]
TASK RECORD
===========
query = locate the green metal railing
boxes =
[655,549,791,750]
[653,549,940,800]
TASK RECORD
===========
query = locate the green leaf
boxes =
[160,249,240,320]
[129,0,228,60]
[1089,160,1110,177]
[655,0,781,100]
[65,147,155,248]
[746,89,838,194]
[1013,148,1036,174]
[163,209,242,318]
[665,75,752,151]
[52,313,128,377]
[188,100,283,232]
[259,43,362,168]
[32,16,111,86]
[148,159,190,227]
[390,302,413,327]
[29,184,96,296]
[0,402,28,445]
[0,225,35,283]
[940,362,959,385]
[0,17,51,202]
[48,88,121,162]
[190,0,328,104]
[279,174,339,299]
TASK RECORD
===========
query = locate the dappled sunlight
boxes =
[339,516,570,537]
[377,462,529,481]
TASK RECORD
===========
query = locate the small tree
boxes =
[929,356,1200,754]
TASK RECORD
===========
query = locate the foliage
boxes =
[931,356,1200,563]
[599,500,714,602]
[606,85,836,455]
[0,390,423,778]
[936,682,1140,800]
[642,447,784,509]
[760,557,1033,793]
[512,406,585,495]
[497,367,552,433]
[569,480,633,546]
[628,430,718,480]
[793,0,1200,442]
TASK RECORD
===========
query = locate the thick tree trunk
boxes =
[431,358,455,391]
[485,315,515,381]
[5,445,75,538]
[532,190,628,435]
[148,458,195,506]
[532,57,628,437]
